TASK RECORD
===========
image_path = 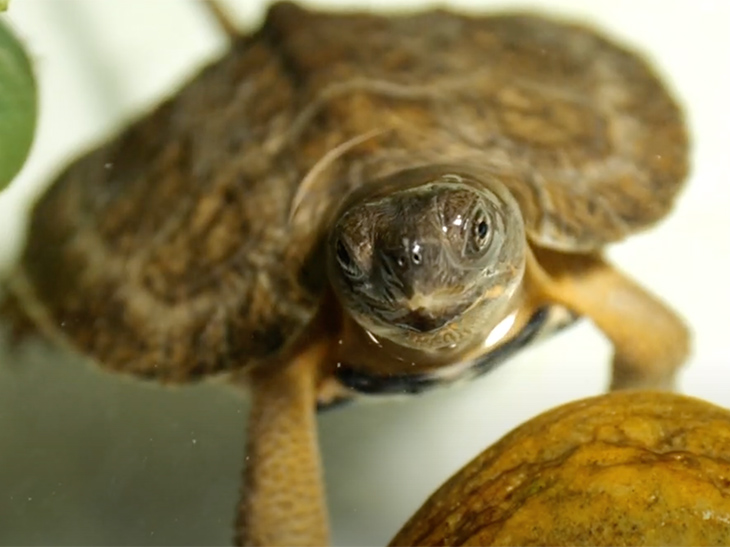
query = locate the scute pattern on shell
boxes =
[272,3,688,250]
[9,33,321,381]
[6,2,688,381]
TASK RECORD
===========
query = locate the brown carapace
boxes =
[1,2,690,545]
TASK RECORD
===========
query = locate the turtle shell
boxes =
[4,2,688,382]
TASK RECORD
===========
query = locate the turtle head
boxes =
[328,165,527,351]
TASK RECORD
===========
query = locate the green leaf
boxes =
[0,2,8,13]
[0,18,37,190]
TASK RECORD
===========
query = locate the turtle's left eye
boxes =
[475,218,489,241]
[466,206,491,255]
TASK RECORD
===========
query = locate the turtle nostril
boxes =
[383,250,410,273]
[392,249,422,269]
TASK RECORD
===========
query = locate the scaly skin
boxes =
[526,247,690,390]
[236,338,330,546]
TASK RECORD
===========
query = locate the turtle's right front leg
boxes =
[236,340,330,546]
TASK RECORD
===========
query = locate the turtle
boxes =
[0,1,690,545]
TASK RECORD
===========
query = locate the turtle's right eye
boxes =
[335,238,362,279]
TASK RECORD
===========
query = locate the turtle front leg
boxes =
[236,340,330,546]
[527,246,690,391]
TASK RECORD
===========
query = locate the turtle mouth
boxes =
[395,307,459,333]
[372,298,474,333]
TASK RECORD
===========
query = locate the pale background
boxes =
[0,0,728,545]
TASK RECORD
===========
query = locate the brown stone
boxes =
[391,391,730,546]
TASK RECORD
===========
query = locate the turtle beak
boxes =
[396,292,473,333]
[397,307,453,333]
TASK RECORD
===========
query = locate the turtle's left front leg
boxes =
[526,246,690,391]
